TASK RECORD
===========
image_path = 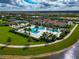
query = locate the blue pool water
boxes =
[31,28,38,33]
[39,27,45,30]
[50,29,59,32]
[31,27,59,33]
[31,27,45,33]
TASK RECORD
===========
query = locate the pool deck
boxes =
[17,25,61,39]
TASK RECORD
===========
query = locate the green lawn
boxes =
[69,24,75,30]
[0,26,44,45]
[0,24,78,55]
[0,25,74,45]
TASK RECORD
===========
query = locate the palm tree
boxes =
[6,37,12,45]
[27,27,31,35]
[7,37,12,42]
[52,35,56,41]
[60,32,66,39]
[26,27,32,43]
[24,28,27,34]
[42,32,48,41]
[27,24,31,35]
[25,24,32,42]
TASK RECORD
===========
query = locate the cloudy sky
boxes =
[0,0,79,11]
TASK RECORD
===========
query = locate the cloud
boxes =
[0,0,79,11]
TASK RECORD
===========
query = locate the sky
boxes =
[0,0,79,11]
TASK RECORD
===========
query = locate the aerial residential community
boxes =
[0,14,76,44]
[0,13,79,59]
[0,0,79,59]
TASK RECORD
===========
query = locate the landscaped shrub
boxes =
[59,32,66,39]
[9,30,26,37]
[65,29,70,34]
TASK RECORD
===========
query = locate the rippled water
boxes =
[35,40,79,59]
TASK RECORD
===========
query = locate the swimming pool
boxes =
[38,26,45,30]
[31,26,59,33]
[26,26,61,38]
[49,29,59,32]
[31,26,45,33]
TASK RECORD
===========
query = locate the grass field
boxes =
[0,26,44,45]
[0,25,75,45]
[0,24,78,55]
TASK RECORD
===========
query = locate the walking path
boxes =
[0,24,78,48]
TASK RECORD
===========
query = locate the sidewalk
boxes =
[0,24,78,48]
